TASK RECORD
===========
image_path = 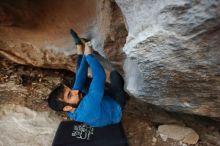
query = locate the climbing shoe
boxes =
[70,29,82,45]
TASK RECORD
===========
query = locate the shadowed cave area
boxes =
[0,0,220,146]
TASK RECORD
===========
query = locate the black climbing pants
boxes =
[108,71,126,110]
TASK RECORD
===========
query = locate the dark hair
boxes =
[48,84,79,111]
[48,84,68,111]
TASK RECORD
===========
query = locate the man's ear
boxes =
[63,105,73,112]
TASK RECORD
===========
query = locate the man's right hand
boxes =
[84,42,93,55]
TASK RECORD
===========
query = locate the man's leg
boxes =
[108,71,126,109]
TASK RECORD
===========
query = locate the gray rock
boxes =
[0,105,61,146]
[116,0,220,117]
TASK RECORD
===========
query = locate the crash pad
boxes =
[52,121,128,146]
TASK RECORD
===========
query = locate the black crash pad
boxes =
[52,121,128,146]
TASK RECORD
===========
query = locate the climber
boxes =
[48,29,126,127]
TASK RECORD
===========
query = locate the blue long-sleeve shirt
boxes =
[67,55,122,127]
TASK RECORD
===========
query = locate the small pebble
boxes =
[152,137,157,142]
[179,141,188,146]
[147,127,152,130]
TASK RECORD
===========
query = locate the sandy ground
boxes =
[0,55,220,146]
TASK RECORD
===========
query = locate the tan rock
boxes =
[0,0,127,73]
[158,124,199,144]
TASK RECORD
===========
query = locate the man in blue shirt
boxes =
[48,29,126,127]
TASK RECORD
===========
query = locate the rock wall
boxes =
[0,0,98,70]
[0,0,127,72]
[116,0,220,118]
[0,105,61,146]
[1,0,220,118]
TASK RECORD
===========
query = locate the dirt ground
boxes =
[0,55,220,146]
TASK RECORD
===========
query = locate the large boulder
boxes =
[0,0,127,72]
[116,0,220,118]
[0,0,98,70]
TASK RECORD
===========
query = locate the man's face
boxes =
[62,86,80,105]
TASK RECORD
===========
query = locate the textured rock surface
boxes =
[1,0,220,118]
[100,0,127,73]
[1,55,220,146]
[0,0,99,71]
[116,0,220,117]
[158,124,199,144]
[0,0,127,72]
[0,105,61,146]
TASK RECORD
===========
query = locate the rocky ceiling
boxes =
[0,0,220,118]
[0,0,127,71]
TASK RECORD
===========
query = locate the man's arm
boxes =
[72,56,89,91]
[85,54,106,103]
